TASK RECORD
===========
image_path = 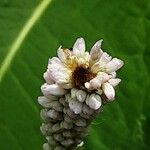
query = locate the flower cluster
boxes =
[38,38,124,150]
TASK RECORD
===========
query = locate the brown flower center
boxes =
[72,66,96,89]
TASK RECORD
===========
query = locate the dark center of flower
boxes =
[72,66,96,89]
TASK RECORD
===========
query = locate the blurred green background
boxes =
[0,0,150,149]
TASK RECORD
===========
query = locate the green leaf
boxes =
[0,0,150,149]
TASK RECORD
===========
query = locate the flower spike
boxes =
[38,38,124,150]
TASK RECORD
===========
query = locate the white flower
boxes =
[42,37,123,101]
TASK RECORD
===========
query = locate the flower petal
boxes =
[48,58,72,87]
[109,72,116,78]
[43,69,55,84]
[105,58,124,73]
[90,61,104,73]
[41,83,66,96]
[90,40,103,62]
[48,57,63,66]
[99,52,112,64]
[109,78,121,87]
[52,70,71,82]
[57,46,65,62]
[91,57,110,73]
[85,72,109,90]
[102,82,115,101]
[77,51,90,67]
[73,37,85,57]
[51,70,71,87]
[91,52,112,73]
[57,46,71,62]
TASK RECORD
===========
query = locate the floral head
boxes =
[41,37,124,101]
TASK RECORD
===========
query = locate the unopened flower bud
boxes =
[60,121,73,129]
[47,109,62,120]
[53,133,64,142]
[71,88,78,98]
[61,139,74,147]
[46,136,57,146]
[87,94,102,110]
[48,101,63,112]
[76,90,87,102]
[41,83,66,96]
[43,143,51,150]
[52,123,62,133]
[40,123,53,135]
[62,130,74,138]
[69,100,82,114]
[74,118,87,127]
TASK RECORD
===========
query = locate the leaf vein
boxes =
[0,0,53,82]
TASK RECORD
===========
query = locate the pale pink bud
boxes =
[102,82,115,101]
